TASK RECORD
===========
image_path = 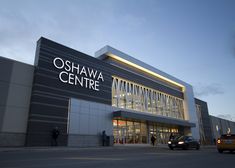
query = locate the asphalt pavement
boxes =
[0,145,234,168]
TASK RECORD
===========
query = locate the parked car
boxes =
[217,134,235,153]
[168,135,200,150]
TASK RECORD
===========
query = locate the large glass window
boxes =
[113,119,147,144]
[151,124,179,144]
[112,77,185,120]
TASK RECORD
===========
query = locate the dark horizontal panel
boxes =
[29,114,67,123]
[29,103,68,118]
[27,119,67,133]
[32,83,111,105]
[31,94,68,107]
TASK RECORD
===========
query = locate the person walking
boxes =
[102,130,107,146]
[151,134,156,146]
[51,127,60,146]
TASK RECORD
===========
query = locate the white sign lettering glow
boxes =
[53,57,104,91]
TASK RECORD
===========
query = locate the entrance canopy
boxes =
[113,110,196,127]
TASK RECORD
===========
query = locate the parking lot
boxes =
[0,145,234,168]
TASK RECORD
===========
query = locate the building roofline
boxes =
[0,56,33,67]
[95,45,191,90]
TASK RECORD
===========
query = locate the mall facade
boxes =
[0,37,234,146]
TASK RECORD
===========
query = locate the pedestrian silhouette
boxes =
[102,130,107,146]
[169,133,174,141]
[151,134,156,146]
[51,127,60,146]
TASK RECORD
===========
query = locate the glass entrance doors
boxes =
[113,119,179,144]
[113,119,147,144]
[149,124,179,144]
[113,120,127,144]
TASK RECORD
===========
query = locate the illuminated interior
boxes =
[113,119,179,144]
[112,76,185,120]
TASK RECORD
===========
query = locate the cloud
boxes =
[194,83,224,97]
[0,0,109,64]
[217,114,235,122]
[0,0,150,65]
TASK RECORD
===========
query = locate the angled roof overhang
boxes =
[113,110,196,127]
[95,45,191,92]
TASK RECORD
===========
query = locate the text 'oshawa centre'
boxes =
[0,37,234,147]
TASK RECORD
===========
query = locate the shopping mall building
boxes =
[0,37,234,146]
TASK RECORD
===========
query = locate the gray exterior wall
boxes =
[195,98,213,144]
[0,57,34,146]
[68,99,113,147]
[184,85,199,139]
[26,37,112,146]
[210,115,235,140]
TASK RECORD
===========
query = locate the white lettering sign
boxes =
[53,57,104,91]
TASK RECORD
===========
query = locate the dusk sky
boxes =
[1,0,235,121]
